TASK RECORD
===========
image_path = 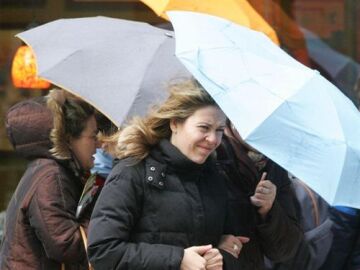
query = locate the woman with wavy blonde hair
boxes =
[109,80,218,161]
[88,79,237,270]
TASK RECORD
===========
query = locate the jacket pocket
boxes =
[304,218,333,269]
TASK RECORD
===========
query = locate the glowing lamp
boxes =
[11,45,50,89]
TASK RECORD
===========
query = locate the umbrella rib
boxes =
[331,146,347,205]
[17,31,120,126]
[40,77,119,127]
[119,38,167,123]
[325,85,346,141]
[245,68,317,104]
[246,98,347,144]
[18,35,113,118]
[39,47,89,77]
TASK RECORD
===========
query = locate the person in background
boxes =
[319,206,360,269]
[76,113,117,220]
[91,112,117,178]
[0,89,99,270]
[87,79,238,270]
[216,121,303,269]
[319,97,360,270]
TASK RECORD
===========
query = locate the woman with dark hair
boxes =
[216,122,303,269]
[0,89,99,270]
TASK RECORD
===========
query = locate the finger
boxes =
[204,248,219,255]
[203,252,214,261]
[230,236,242,246]
[220,246,239,258]
[206,261,223,270]
[253,192,272,201]
[237,236,250,243]
[252,190,270,200]
[259,180,275,189]
[203,249,219,260]
[250,196,263,207]
[219,240,241,258]
[206,263,223,270]
[256,183,276,195]
[207,257,222,264]
[205,253,222,265]
[232,243,240,252]
[256,186,270,194]
[191,244,213,255]
[260,172,267,182]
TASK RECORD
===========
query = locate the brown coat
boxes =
[0,98,88,270]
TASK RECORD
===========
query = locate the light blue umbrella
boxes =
[168,11,360,208]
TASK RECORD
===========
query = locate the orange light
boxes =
[11,45,50,89]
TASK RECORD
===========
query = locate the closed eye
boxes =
[198,125,210,131]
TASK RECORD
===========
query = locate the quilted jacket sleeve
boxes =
[28,171,87,264]
[87,162,184,270]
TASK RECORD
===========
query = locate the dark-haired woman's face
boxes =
[69,115,99,171]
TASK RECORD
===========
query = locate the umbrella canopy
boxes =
[141,0,280,45]
[16,16,191,127]
[168,11,360,208]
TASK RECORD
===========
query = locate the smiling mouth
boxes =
[198,145,213,153]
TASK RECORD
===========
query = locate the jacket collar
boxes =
[57,151,87,185]
[152,139,206,173]
[145,139,217,189]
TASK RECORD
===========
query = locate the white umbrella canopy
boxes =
[16,16,191,127]
[168,11,360,208]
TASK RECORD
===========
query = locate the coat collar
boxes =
[58,152,88,185]
[146,139,215,189]
[151,139,206,173]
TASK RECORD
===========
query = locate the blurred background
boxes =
[0,0,359,211]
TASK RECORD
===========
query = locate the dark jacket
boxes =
[217,134,303,270]
[88,139,230,270]
[268,176,333,270]
[0,98,88,270]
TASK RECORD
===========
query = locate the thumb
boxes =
[190,244,213,255]
[259,172,267,182]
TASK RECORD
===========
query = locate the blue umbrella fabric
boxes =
[168,11,360,208]
[16,16,190,127]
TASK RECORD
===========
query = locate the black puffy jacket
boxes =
[88,139,229,270]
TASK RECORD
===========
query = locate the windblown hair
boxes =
[108,79,218,162]
[94,112,118,157]
[46,88,95,159]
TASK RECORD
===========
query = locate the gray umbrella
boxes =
[16,16,191,126]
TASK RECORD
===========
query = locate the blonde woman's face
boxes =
[170,105,226,164]
[69,115,99,171]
